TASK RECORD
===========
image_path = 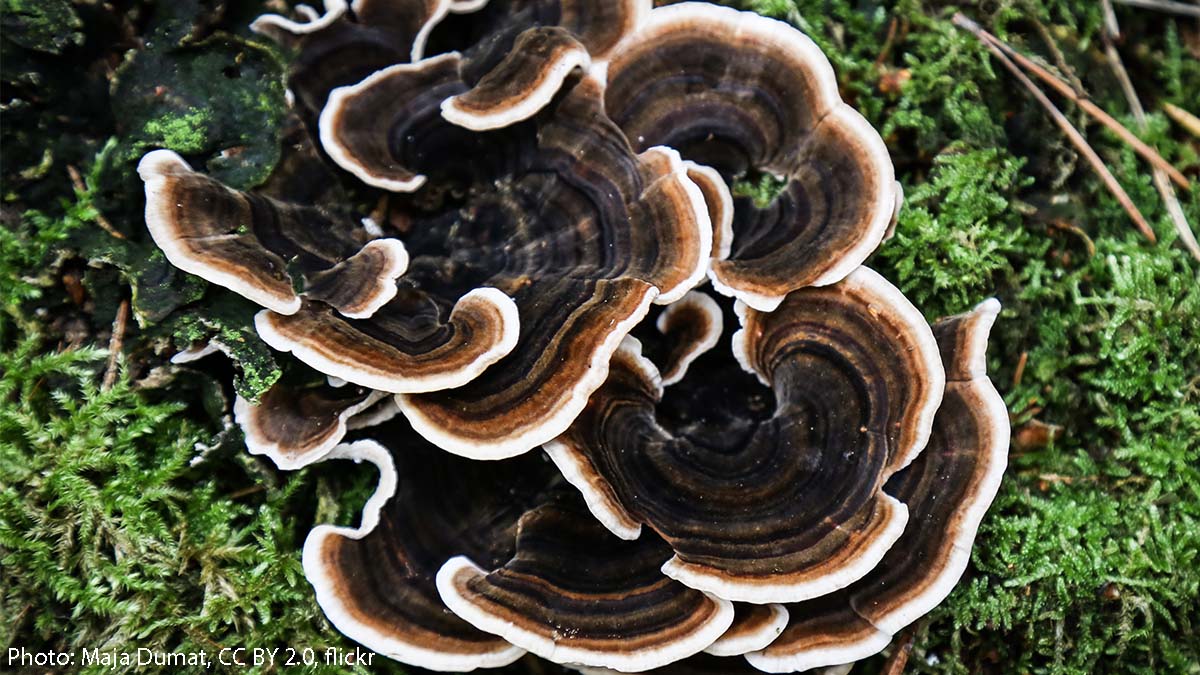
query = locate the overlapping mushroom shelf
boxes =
[141,1,1009,672]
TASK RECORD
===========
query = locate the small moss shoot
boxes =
[732,171,791,208]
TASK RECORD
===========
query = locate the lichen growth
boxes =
[108,30,288,191]
[0,0,83,54]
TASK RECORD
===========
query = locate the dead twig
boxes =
[1048,219,1098,257]
[1012,351,1029,388]
[1030,13,1086,94]
[1101,34,1200,260]
[67,165,126,240]
[966,23,1190,191]
[227,484,267,500]
[1111,0,1200,18]
[102,299,130,391]
[874,17,899,69]
[953,14,1157,242]
[881,624,920,675]
[1101,0,1123,40]
[1164,102,1200,139]
[1016,419,1065,451]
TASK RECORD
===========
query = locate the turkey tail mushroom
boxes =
[548,268,944,604]
[436,492,735,672]
[747,299,1009,672]
[604,3,896,310]
[301,428,553,671]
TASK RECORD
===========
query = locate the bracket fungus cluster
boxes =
[142,1,1009,672]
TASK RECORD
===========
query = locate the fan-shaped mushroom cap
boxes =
[604,3,895,310]
[746,299,1008,673]
[682,162,734,261]
[734,268,944,474]
[303,428,556,671]
[146,73,710,460]
[252,0,449,117]
[253,288,520,394]
[646,291,723,387]
[547,0,650,62]
[442,27,591,131]
[137,149,518,397]
[351,0,452,59]
[572,654,853,675]
[319,52,465,192]
[746,589,888,672]
[396,277,660,459]
[437,492,735,672]
[710,106,895,311]
[138,150,408,317]
[704,603,789,657]
[450,0,490,12]
[605,3,837,173]
[320,75,711,457]
[546,267,944,604]
[276,0,647,138]
[428,0,649,64]
[234,382,386,469]
[251,0,349,44]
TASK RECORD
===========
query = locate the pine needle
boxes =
[1111,0,1200,18]
[952,13,1157,242]
[1099,24,1200,261]
[963,19,1190,191]
[881,625,919,675]
[1163,102,1200,139]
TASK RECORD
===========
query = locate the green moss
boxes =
[920,235,1200,674]
[0,0,83,54]
[732,172,791,208]
[1,145,109,306]
[0,319,394,675]
[876,147,1038,317]
[142,109,214,154]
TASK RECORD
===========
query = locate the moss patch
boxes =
[0,0,82,54]
[109,33,288,190]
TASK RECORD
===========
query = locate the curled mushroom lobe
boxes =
[143,0,1009,672]
[547,268,945,605]
[746,299,1009,673]
[605,3,896,311]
